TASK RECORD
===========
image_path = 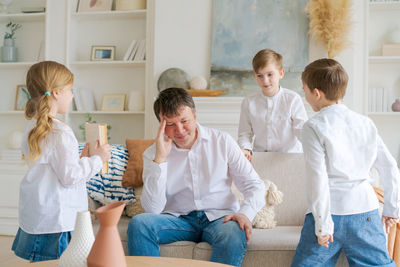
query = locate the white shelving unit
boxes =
[366,1,400,162]
[0,0,48,236]
[0,0,48,150]
[65,0,151,143]
[0,0,154,235]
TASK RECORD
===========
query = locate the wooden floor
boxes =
[0,235,28,267]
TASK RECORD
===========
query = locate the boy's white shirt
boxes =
[19,118,103,234]
[238,87,308,152]
[302,104,400,236]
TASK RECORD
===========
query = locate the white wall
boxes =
[150,0,213,135]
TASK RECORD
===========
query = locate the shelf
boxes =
[72,10,146,20]
[70,61,145,68]
[0,111,24,115]
[0,62,36,68]
[368,56,400,63]
[69,111,145,115]
[368,112,400,116]
[369,1,400,10]
[0,13,45,23]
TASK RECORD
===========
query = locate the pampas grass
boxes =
[305,0,352,58]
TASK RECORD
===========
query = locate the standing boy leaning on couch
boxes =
[126,87,265,267]
[292,58,400,267]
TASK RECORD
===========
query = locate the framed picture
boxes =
[77,0,113,12]
[101,94,126,111]
[91,46,115,61]
[15,85,30,110]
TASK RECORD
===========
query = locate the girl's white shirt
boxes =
[19,118,103,234]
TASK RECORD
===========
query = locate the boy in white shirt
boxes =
[238,49,308,162]
[291,58,399,267]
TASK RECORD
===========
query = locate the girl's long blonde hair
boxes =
[25,61,74,163]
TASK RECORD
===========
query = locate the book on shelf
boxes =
[123,39,137,61]
[128,40,140,61]
[73,88,96,112]
[376,87,383,112]
[133,40,146,61]
[369,87,390,112]
[383,88,388,112]
[85,122,108,174]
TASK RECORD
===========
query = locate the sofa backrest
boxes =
[252,152,307,226]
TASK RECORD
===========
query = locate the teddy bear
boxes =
[232,179,283,229]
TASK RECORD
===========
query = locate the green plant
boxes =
[4,21,22,40]
[79,113,112,141]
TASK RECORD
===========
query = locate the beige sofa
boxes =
[91,152,348,267]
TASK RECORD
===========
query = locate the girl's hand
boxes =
[382,216,399,233]
[80,143,90,158]
[317,234,333,248]
[242,149,252,162]
[92,140,111,163]
[154,117,172,164]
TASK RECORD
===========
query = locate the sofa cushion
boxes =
[252,152,308,226]
[80,144,135,205]
[122,139,154,187]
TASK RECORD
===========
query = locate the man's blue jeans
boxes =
[127,211,247,267]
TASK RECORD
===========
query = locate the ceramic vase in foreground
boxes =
[59,210,95,267]
[87,201,126,267]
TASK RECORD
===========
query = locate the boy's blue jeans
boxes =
[127,211,247,267]
[291,210,395,267]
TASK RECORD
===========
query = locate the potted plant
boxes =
[2,21,21,62]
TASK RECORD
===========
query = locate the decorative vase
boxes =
[1,38,17,62]
[189,76,208,90]
[87,202,126,267]
[392,98,400,112]
[59,211,95,267]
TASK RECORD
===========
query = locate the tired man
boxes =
[127,88,265,267]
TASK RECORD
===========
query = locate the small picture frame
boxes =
[15,85,30,111]
[101,94,126,111]
[91,46,115,61]
[77,0,113,12]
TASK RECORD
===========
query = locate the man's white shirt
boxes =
[141,123,266,222]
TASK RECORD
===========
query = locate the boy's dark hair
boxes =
[153,87,196,121]
[252,49,283,72]
[302,58,348,101]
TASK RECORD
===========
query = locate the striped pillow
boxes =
[79,144,136,205]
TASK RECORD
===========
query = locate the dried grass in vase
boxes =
[305,0,352,59]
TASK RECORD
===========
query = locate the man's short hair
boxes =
[153,87,196,121]
[252,49,283,72]
[302,58,348,101]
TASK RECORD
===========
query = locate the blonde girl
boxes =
[12,61,110,262]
